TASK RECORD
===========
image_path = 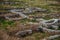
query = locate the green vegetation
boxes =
[0,19,15,29]
[31,32,49,40]
[58,26,60,30]
[48,4,60,6]
[53,37,60,40]
[20,18,37,23]
[43,16,52,20]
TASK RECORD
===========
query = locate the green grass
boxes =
[43,15,52,20]
[0,19,15,29]
[58,26,60,30]
[53,37,60,40]
[20,18,37,23]
[31,32,49,40]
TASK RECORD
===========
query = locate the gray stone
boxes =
[15,30,32,37]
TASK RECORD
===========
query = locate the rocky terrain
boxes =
[0,0,60,40]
